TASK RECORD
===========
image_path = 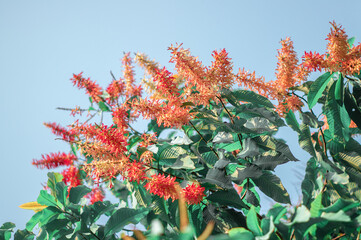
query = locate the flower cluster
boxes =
[44,122,75,142]
[62,166,81,190]
[71,72,103,103]
[85,187,105,204]
[32,152,76,169]
[183,183,205,205]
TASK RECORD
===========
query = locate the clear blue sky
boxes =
[1,0,361,229]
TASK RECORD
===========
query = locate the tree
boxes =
[2,21,361,239]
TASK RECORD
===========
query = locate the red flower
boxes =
[183,183,205,205]
[124,161,147,184]
[302,51,326,72]
[106,78,125,105]
[145,174,178,201]
[71,72,103,103]
[43,122,75,142]
[86,187,105,204]
[62,166,81,190]
[32,152,76,169]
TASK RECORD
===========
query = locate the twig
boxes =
[216,96,243,147]
[240,178,249,200]
[331,233,346,240]
[189,121,219,158]
[291,91,328,156]
[289,228,295,240]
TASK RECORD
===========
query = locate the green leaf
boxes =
[288,205,311,225]
[207,189,248,210]
[38,207,62,226]
[26,211,43,231]
[324,81,346,147]
[98,101,110,111]
[252,171,291,204]
[301,112,324,129]
[246,206,262,236]
[134,184,152,208]
[232,90,274,108]
[14,229,34,240]
[55,182,68,206]
[285,110,300,133]
[338,152,361,171]
[37,190,58,207]
[321,198,360,213]
[252,151,290,171]
[169,154,195,170]
[47,172,63,194]
[104,208,149,236]
[308,72,334,109]
[0,222,15,240]
[335,74,344,105]
[289,81,313,95]
[267,204,287,224]
[253,135,299,162]
[228,227,254,239]
[348,37,356,48]
[321,210,351,222]
[344,88,361,129]
[310,193,323,217]
[298,124,316,158]
[69,185,92,204]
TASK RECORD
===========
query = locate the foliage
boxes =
[3,22,361,239]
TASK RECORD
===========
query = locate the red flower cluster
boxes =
[71,72,103,103]
[44,122,75,142]
[145,174,179,201]
[183,183,205,205]
[62,166,81,190]
[124,161,147,184]
[86,187,105,204]
[32,152,76,169]
[74,123,128,155]
[106,78,125,105]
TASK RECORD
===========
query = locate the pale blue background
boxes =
[1,0,361,230]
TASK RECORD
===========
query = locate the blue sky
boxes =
[1,0,361,229]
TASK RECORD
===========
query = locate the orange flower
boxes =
[135,53,160,76]
[302,51,326,72]
[112,105,129,130]
[71,72,103,103]
[325,21,349,73]
[236,68,272,97]
[207,48,234,90]
[169,44,216,106]
[124,161,148,184]
[106,78,125,105]
[145,174,179,201]
[276,95,304,116]
[273,37,300,98]
[122,52,143,98]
